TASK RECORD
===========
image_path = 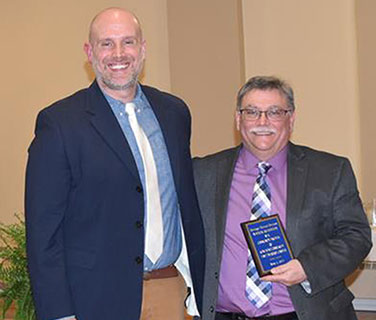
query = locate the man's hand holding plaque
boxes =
[262,259,307,286]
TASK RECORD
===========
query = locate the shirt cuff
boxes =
[300,279,312,294]
[53,316,75,320]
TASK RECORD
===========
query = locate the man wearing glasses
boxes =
[193,76,371,320]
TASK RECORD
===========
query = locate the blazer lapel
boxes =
[286,142,308,247]
[215,146,241,258]
[86,81,140,181]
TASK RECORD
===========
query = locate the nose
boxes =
[257,112,269,125]
[113,43,124,57]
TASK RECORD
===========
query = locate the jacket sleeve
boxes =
[25,110,74,320]
[297,158,372,296]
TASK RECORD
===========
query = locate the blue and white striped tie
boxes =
[245,162,272,308]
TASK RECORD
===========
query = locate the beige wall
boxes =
[1,0,375,219]
[166,0,245,156]
[0,0,171,223]
[242,0,362,184]
[356,0,376,203]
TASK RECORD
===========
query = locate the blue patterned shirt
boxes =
[104,84,182,271]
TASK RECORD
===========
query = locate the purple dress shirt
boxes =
[216,146,295,317]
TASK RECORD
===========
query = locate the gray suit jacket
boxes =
[193,142,372,320]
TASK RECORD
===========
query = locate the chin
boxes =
[104,78,137,91]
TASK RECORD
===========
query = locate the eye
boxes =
[245,109,259,117]
[100,40,112,48]
[268,109,282,117]
[124,38,137,46]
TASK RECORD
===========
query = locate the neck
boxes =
[98,81,138,104]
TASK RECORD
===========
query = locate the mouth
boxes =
[251,130,275,136]
[107,62,130,71]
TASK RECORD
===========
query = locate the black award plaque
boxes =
[241,214,294,277]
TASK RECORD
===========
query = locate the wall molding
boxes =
[353,298,376,311]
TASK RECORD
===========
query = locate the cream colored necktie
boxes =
[125,102,163,263]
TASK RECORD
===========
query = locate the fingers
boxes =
[260,259,307,286]
[270,263,289,274]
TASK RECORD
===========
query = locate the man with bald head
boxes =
[26,8,204,320]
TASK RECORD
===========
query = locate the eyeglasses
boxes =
[238,107,292,121]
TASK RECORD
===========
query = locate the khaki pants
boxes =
[140,272,187,320]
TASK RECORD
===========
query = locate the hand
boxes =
[261,259,307,286]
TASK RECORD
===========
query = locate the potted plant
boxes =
[0,215,36,320]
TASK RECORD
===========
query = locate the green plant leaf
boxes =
[0,215,36,320]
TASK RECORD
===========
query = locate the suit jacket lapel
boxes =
[286,142,308,248]
[215,146,241,258]
[86,81,140,181]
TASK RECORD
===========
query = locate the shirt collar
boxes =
[239,144,288,173]
[101,83,149,112]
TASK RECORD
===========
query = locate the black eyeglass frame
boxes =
[238,108,293,121]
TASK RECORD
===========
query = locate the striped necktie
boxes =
[125,102,163,263]
[245,161,272,308]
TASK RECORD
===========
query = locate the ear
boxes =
[140,39,146,60]
[83,42,93,63]
[289,111,296,132]
[235,110,241,131]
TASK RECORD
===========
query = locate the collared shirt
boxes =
[104,84,182,272]
[216,145,295,317]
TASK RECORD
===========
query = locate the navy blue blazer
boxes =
[25,81,205,320]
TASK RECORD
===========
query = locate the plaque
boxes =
[241,214,294,277]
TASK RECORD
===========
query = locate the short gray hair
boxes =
[236,76,295,111]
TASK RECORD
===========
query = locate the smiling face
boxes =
[236,89,295,161]
[84,9,145,101]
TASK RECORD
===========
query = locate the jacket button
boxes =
[135,220,143,228]
[209,306,214,312]
[136,186,143,193]
[135,256,142,264]
[214,272,219,279]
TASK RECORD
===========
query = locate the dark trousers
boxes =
[215,311,298,320]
